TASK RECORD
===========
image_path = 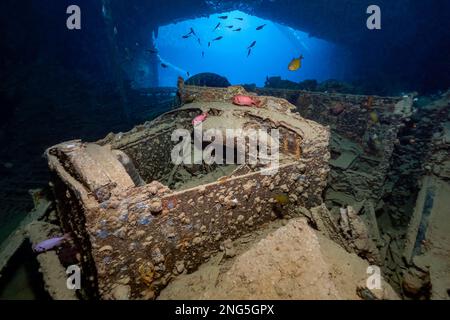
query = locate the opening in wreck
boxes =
[152,10,352,88]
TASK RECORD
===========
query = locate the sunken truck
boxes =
[45,85,330,299]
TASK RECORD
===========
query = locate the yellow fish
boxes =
[369,111,379,123]
[288,55,304,71]
[274,193,289,205]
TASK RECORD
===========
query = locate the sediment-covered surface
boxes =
[159,218,399,300]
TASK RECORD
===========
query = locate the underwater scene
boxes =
[0,0,449,303]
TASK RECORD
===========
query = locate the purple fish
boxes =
[33,234,70,253]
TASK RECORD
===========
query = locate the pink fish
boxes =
[33,234,70,253]
[192,112,208,126]
[232,95,261,107]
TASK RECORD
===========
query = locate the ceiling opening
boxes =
[153,10,353,87]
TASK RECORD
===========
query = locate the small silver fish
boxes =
[256,24,267,31]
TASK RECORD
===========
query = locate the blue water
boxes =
[155,10,352,87]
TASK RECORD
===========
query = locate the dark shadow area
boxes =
[0,242,51,300]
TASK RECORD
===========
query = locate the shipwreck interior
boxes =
[0,0,449,300]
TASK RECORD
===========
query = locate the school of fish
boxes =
[149,14,304,77]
